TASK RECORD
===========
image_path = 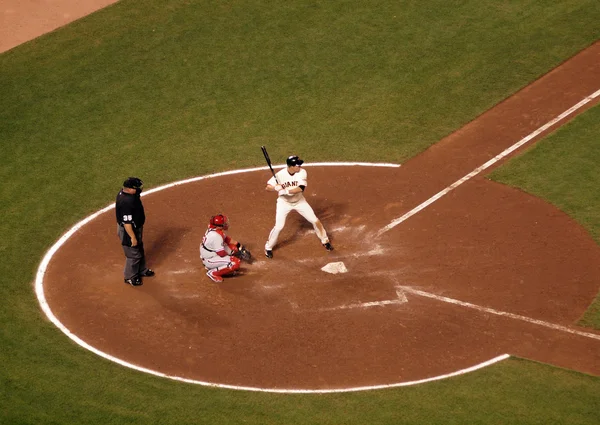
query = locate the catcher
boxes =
[200,214,252,283]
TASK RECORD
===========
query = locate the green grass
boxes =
[1,0,600,423]
[2,355,600,424]
[490,105,600,329]
[490,108,600,244]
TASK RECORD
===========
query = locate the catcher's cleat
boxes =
[323,242,334,251]
[140,269,155,277]
[206,269,223,283]
[265,249,273,259]
[124,277,143,286]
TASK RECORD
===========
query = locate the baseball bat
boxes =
[261,145,280,184]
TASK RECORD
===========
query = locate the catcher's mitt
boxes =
[233,245,253,263]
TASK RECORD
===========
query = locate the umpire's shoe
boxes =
[124,277,143,286]
[140,269,155,277]
[265,249,273,259]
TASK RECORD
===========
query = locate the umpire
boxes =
[116,177,155,286]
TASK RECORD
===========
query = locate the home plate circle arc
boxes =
[321,261,348,274]
[36,154,600,390]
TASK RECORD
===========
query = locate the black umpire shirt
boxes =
[115,190,146,229]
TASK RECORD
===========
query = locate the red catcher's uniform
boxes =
[200,227,240,272]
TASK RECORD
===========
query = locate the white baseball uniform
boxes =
[265,167,329,250]
[200,228,236,270]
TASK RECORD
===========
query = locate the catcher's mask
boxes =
[210,214,229,230]
[286,155,304,167]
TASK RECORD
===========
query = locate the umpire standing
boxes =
[116,177,155,286]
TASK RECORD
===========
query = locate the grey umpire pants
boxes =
[117,224,147,280]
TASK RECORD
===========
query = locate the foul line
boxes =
[41,162,523,395]
[35,83,600,391]
[35,162,510,393]
[33,163,510,393]
[378,88,600,235]
[398,286,600,341]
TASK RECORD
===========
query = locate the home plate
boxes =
[321,262,348,274]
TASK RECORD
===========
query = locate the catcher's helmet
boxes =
[286,155,304,167]
[210,214,229,230]
[123,177,143,189]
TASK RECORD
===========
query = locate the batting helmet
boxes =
[210,214,229,230]
[286,155,304,167]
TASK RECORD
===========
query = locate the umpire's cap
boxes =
[123,177,143,189]
[286,155,304,167]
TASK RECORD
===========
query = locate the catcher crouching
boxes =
[200,214,252,283]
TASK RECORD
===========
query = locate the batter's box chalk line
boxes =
[36,119,600,393]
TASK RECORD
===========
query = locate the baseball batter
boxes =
[264,155,333,258]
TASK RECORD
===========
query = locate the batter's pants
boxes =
[265,197,329,250]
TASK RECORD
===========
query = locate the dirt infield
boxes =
[14,2,600,391]
[0,0,117,54]
[40,41,600,390]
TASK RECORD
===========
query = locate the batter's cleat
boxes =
[124,277,143,286]
[265,249,273,259]
[140,269,155,277]
[323,242,334,251]
[206,269,223,283]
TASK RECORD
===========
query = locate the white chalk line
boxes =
[319,299,403,312]
[318,288,408,312]
[34,162,510,393]
[36,86,600,391]
[42,162,514,394]
[143,161,399,196]
[378,88,600,235]
[398,286,600,341]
